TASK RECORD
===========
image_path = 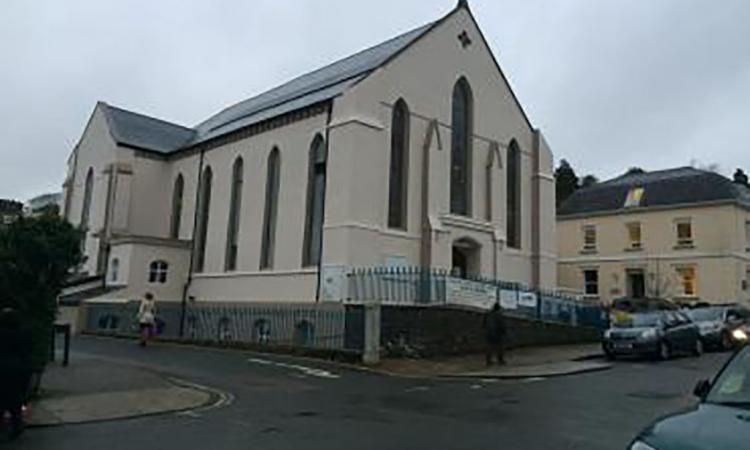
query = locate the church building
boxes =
[61,1,557,306]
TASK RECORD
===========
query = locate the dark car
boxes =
[685,306,750,350]
[603,311,702,360]
[629,345,750,450]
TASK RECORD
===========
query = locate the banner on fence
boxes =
[518,292,538,308]
[499,289,518,310]
[446,278,496,310]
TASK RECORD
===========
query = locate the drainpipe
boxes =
[314,102,334,302]
[180,146,205,336]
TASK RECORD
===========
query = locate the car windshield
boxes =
[612,312,662,328]
[706,348,750,405]
[686,308,725,322]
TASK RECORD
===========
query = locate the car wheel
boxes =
[658,341,671,361]
[693,338,704,357]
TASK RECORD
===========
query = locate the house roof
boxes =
[558,167,750,217]
[101,103,196,154]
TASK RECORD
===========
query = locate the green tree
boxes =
[0,215,82,370]
[555,159,579,207]
[580,174,600,189]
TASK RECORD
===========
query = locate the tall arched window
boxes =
[225,157,244,271]
[303,135,327,267]
[388,99,410,230]
[109,257,119,283]
[170,174,184,239]
[450,78,473,216]
[80,168,94,229]
[194,166,213,272]
[260,148,281,270]
[506,140,521,249]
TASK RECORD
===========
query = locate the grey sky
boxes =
[1,0,749,201]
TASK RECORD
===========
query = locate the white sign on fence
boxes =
[518,292,538,308]
[499,289,518,310]
[446,278,497,310]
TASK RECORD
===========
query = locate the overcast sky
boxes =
[1,0,749,201]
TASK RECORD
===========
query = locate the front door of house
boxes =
[627,271,646,299]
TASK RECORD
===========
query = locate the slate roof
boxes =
[558,167,750,217]
[98,21,434,154]
[101,103,196,154]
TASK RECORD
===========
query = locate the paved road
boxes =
[16,337,732,450]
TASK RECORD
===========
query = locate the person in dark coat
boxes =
[0,307,33,439]
[483,303,506,365]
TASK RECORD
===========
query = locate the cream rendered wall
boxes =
[169,113,329,302]
[558,204,750,305]
[325,7,549,286]
[126,154,173,238]
[63,104,126,275]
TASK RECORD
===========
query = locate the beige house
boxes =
[61,1,556,307]
[558,167,750,307]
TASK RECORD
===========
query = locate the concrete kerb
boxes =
[439,361,614,380]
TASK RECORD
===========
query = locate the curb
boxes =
[438,362,614,380]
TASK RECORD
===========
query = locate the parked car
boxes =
[611,297,678,314]
[628,344,750,449]
[685,305,750,350]
[603,311,702,360]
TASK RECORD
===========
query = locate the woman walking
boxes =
[137,293,157,347]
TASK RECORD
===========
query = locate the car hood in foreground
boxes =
[638,403,750,450]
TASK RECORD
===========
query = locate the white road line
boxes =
[247,358,340,379]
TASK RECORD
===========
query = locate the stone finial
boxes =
[457,0,469,10]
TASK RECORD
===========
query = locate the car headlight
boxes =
[640,329,657,340]
[732,328,748,341]
[630,440,658,450]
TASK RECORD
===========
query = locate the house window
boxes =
[626,222,642,249]
[624,187,645,208]
[170,174,184,239]
[676,267,697,297]
[194,166,213,273]
[745,221,750,251]
[148,260,168,284]
[303,135,327,267]
[450,77,473,216]
[80,168,94,230]
[260,148,281,270]
[225,157,244,271]
[745,267,750,291]
[676,219,693,247]
[388,99,410,230]
[110,258,119,282]
[583,270,599,296]
[583,225,597,251]
[506,140,521,249]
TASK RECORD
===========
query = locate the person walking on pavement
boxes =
[0,307,33,440]
[137,293,157,347]
[483,302,506,366]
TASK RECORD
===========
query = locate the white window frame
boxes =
[148,260,168,284]
[583,269,599,296]
[582,225,597,252]
[626,222,642,249]
[675,266,697,297]
[675,218,693,247]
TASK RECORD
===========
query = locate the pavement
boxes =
[10,336,735,450]
[372,343,611,378]
[29,352,216,426]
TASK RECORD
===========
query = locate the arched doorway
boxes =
[452,238,481,278]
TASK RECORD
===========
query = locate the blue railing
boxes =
[346,267,607,330]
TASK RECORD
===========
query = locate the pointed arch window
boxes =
[194,166,213,272]
[260,148,281,270]
[388,99,410,230]
[450,78,473,216]
[81,168,94,230]
[225,157,244,271]
[303,135,327,267]
[506,140,521,249]
[170,174,184,239]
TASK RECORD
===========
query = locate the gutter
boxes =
[180,145,206,336]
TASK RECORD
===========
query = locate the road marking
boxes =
[405,386,430,393]
[167,377,235,415]
[247,358,340,379]
[470,384,483,390]
[520,377,546,383]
